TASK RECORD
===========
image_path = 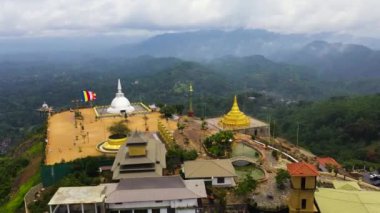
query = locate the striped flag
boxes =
[82,90,97,102]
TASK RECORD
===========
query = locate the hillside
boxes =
[274,95,380,167]
[284,40,380,80]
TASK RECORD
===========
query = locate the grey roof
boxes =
[48,186,106,205]
[117,175,185,190]
[184,159,237,178]
[111,132,166,179]
[127,132,147,145]
[104,176,206,203]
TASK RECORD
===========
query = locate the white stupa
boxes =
[107,79,135,114]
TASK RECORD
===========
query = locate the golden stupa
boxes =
[219,96,250,128]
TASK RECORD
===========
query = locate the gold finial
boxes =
[231,95,240,111]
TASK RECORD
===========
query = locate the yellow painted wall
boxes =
[289,190,315,212]
[288,176,317,213]
[291,176,316,189]
[129,146,146,156]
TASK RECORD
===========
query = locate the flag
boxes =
[82,90,97,102]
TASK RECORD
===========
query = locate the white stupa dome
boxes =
[107,79,135,114]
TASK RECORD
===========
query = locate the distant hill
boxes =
[115,29,380,61]
[283,40,380,80]
[207,55,328,100]
[115,29,318,60]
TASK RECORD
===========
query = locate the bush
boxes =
[203,131,234,157]
[272,150,279,160]
[166,145,198,173]
[235,174,257,196]
[108,121,130,136]
[276,169,290,189]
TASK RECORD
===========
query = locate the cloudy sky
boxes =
[1,0,380,39]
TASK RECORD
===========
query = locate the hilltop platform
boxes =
[206,117,269,137]
[45,108,176,165]
[94,102,151,118]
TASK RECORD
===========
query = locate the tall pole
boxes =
[268,115,271,145]
[296,122,300,148]
[272,120,276,144]
[188,83,194,117]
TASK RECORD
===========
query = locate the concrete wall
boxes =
[288,190,315,212]
[211,177,235,187]
[107,198,198,211]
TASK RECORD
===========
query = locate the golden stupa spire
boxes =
[219,95,250,128]
[231,95,240,111]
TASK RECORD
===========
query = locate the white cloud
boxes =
[0,0,380,38]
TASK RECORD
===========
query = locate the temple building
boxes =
[107,79,135,114]
[48,176,207,213]
[111,132,166,180]
[206,96,269,137]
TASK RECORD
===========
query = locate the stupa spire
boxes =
[117,79,122,93]
[231,95,240,111]
[219,95,250,128]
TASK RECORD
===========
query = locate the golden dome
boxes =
[219,96,250,128]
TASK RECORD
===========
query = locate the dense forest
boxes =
[274,95,380,167]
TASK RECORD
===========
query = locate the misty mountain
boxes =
[115,29,380,61]
[284,40,380,80]
[116,29,318,60]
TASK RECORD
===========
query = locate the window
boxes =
[301,199,307,209]
[152,209,160,213]
[217,177,225,183]
[120,210,132,213]
[301,177,306,189]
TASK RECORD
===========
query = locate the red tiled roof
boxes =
[316,157,342,168]
[287,162,319,176]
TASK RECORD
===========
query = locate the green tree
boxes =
[235,174,257,196]
[160,105,176,118]
[108,121,130,136]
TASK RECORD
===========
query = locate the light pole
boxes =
[296,122,300,148]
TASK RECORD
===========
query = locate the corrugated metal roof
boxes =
[333,181,361,191]
[315,188,380,213]
[48,186,106,205]
[104,176,206,203]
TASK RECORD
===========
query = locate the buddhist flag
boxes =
[82,91,97,102]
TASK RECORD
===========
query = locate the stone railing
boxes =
[24,183,43,213]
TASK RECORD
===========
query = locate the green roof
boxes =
[333,181,361,191]
[315,188,380,213]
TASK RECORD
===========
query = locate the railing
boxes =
[24,183,43,213]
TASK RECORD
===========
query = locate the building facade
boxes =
[287,162,319,213]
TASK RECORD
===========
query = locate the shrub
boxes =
[236,174,257,196]
[276,169,290,189]
[108,121,130,136]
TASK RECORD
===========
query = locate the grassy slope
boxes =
[0,142,43,212]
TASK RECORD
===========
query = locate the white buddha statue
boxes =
[107,79,135,114]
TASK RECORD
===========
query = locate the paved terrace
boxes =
[46,109,176,165]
